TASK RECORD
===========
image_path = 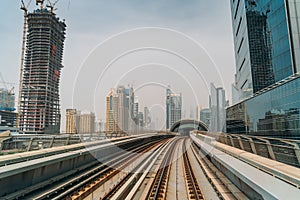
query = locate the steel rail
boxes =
[182,138,204,200]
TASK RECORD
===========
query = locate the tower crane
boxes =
[46,0,60,13]
[17,0,32,127]
[36,0,44,10]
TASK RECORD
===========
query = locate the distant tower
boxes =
[209,83,226,132]
[78,112,95,134]
[116,86,134,132]
[166,87,171,129]
[166,87,182,129]
[19,6,66,134]
[65,109,78,134]
[106,89,120,132]
[144,106,151,129]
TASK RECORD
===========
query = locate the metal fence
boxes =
[0,132,128,152]
[197,131,300,168]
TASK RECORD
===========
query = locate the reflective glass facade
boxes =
[230,0,300,101]
[166,88,182,129]
[209,83,226,132]
[227,75,300,138]
[231,0,254,99]
[249,0,293,82]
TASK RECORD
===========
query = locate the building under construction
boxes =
[19,6,66,134]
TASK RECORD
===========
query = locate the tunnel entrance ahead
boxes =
[170,119,208,136]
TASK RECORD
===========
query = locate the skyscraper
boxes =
[106,89,120,132]
[166,87,182,129]
[144,106,151,129]
[78,112,95,134]
[116,86,134,132]
[200,108,211,128]
[230,0,300,101]
[65,109,78,134]
[19,7,66,134]
[106,86,136,133]
[209,83,226,132]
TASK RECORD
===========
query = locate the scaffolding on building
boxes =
[19,2,66,134]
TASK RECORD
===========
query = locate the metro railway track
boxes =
[182,139,204,200]
[146,138,179,200]
[145,137,205,200]
[5,136,250,200]
[99,139,168,200]
[106,137,179,200]
[18,139,166,200]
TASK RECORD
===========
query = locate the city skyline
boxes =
[0,1,235,131]
[0,1,299,198]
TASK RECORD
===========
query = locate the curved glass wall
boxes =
[227,75,300,138]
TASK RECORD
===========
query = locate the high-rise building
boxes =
[0,110,17,128]
[137,112,144,127]
[0,88,15,111]
[200,108,211,128]
[209,83,226,132]
[0,87,17,132]
[106,86,136,133]
[230,0,300,101]
[166,87,182,129]
[133,100,139,118]
[19,7,66,134]
[65,109,78,134]
[106,89,120,132]
[78,112,95,134]
[144,107,151,129]
[65,109,95,134]
[116,86,134,132]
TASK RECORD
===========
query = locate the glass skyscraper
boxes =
[227,74,300,138]
[209,83,226,132]
[166,87,182,129]
[230,0,300,101]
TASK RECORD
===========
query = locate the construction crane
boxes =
[36,0,44,10]
[46,0,60,13]
[17,0,32,128]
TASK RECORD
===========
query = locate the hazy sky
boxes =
[0,0,235,131]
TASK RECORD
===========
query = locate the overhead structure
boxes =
[170,119,208,135]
